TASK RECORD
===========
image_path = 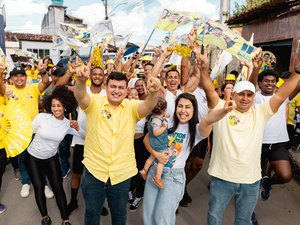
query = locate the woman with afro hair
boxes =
[24,85,82,225]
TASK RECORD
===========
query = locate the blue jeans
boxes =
[143,163,185,225]
[81,168,130,225]
[18,150,31,185]
[207,176,260,225]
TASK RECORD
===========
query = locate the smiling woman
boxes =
[24,85,80,225]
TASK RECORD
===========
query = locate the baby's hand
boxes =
[162,121,168,128]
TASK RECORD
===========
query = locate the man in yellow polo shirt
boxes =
[0,66,49,198]
[74,63,161,225]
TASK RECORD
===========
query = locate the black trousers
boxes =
[25,151,68,220]
[0,148,7,191]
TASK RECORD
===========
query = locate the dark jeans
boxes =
[81,168,130,225]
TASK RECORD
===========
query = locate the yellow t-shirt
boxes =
[0,95,6,149]
[8,84,41,121]
[26,69,39,80]
[288,93,300,126]
[208,99,273,184]
[83,95,141,185]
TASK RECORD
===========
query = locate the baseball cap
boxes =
[225,74,236,81]
[233,81,255,94]
[52,67,66,77]
[11,66,26,76]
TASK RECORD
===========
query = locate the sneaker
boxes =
[0,203,6,214]
[152,176,165,189]
[41,216,52,225]
[62,221,71,225]
[261,176,271,201]
[62,168,71,179]
[101,206,109,216]
[128,191,134,204]
[14,169,20,181]
[251,212,259,225]
[67,201,78,216]
[44,185,54,199]
[129,197,142,212]
[20,184,30,198]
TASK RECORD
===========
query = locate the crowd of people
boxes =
[0,27,299,225]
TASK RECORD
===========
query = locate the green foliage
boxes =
[232,0,271,17]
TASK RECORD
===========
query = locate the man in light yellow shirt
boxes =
[74,62,161,225]
[199,52,300,225]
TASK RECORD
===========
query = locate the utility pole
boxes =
[104,0,108,20]
[220,0,230,24]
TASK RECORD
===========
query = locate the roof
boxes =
[5,32,53,42]
[227,0,300,25]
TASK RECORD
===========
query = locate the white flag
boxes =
[90,20,114,46]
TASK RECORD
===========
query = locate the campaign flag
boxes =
[52,35,64,48]
[15,49,38,60]
[124,44,138,56]
[210,50,233,80]
[90,19,114,46]
[155,9,196,32]
[58,23,90,48]
[108,33,132,49]
[196,19,259,63]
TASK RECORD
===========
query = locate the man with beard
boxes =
[67,66,109,216]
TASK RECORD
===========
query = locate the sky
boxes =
[1,0,245,46]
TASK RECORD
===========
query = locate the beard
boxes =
[91,80,102,87]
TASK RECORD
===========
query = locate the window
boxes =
[27,48,50,59]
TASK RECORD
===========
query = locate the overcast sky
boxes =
[2,0,244,45]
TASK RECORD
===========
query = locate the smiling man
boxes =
[74,62,161,225]
[198,52,300,225]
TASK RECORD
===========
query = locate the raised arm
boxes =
[138,76,161,118]
[196,48,219,109]
[0,65,6,95]
[270,72,300,113]
[37,60,50,92]
[151,46,173,78]
[249,50,263,86]
[199,99,236,137]
[74,60,91,110]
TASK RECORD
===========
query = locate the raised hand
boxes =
[37,57,47,74]
[252,49,263,70]
[195,47,209,71]
[146,76,161,94]
[75,57,92,82]
[224,99,236,112]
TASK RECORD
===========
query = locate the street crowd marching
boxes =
[0,8,300,225]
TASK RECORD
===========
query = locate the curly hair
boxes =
[42,85,78,116]
[258,69,279,83]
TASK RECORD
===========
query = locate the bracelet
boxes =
[294,66,300,74]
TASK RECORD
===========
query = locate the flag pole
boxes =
[141,28,156,54]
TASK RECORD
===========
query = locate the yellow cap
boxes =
[213,79,219,89]
[105,59,116,68]
[141,55,152,62]
[225,74,236,81]
[276,77,284,88]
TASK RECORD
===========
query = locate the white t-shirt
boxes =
[254,92,289,143]
[135,118,146,134]
[28,113,79,159]
[71,87,106,146]
[208,99,273,184]
[166,123,204,168]
[193,87,209,122]
[165,89,182,127]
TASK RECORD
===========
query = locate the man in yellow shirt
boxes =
[0,65,49,198]
[74,62,161,225]
[198,52,300,225]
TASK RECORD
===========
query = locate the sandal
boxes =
[152,176,165,189]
